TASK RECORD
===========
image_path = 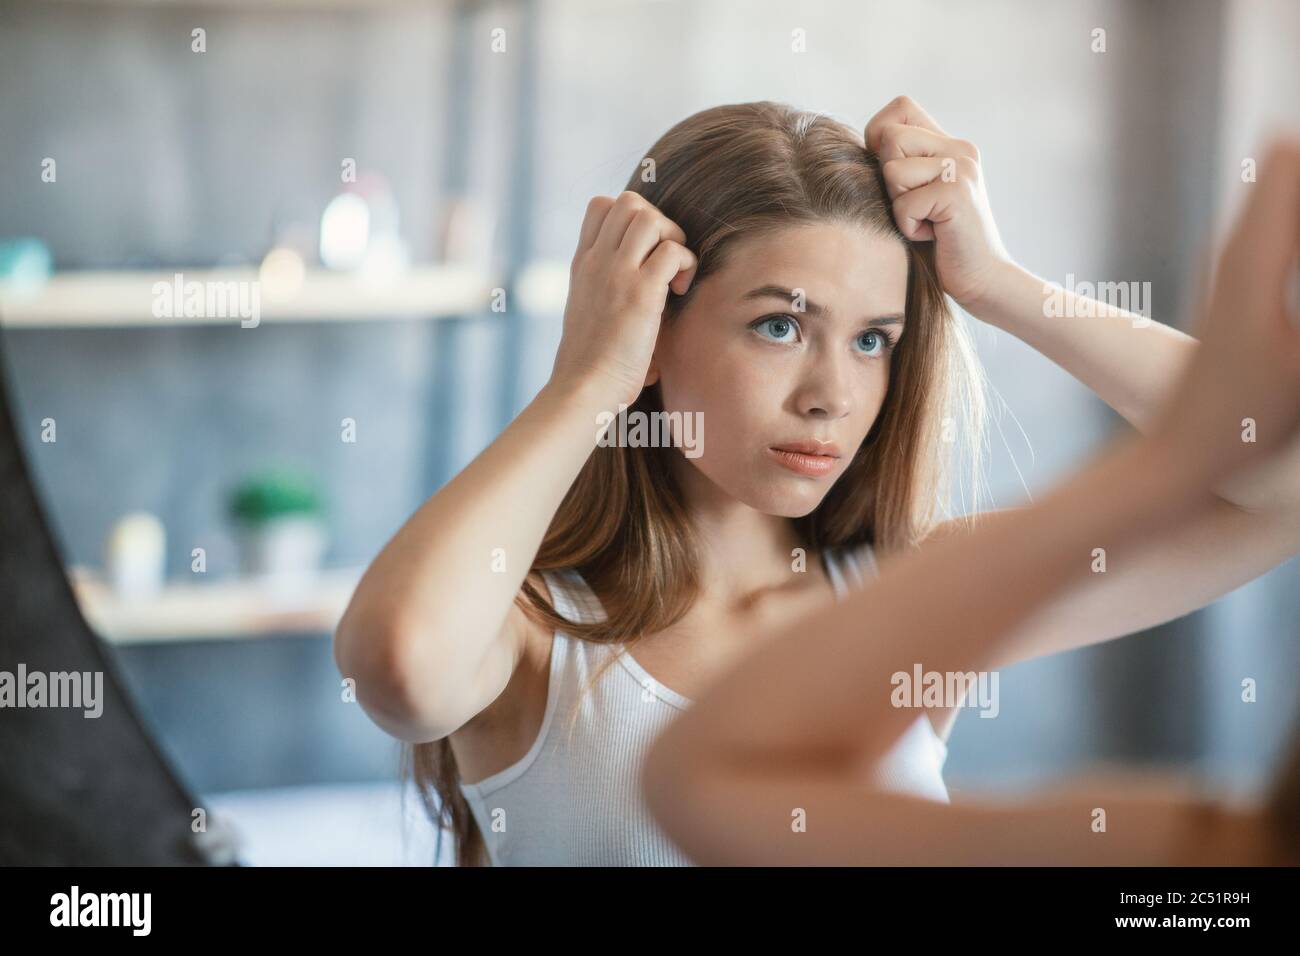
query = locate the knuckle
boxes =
[615,189,645,209]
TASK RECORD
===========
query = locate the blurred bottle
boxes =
[105,512,166,599]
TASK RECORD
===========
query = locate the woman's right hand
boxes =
[1149,138,1300,489]
[550,191,698,407]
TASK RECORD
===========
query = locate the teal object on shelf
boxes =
[0,238,53,296]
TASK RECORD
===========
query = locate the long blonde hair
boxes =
[405,100,987,866]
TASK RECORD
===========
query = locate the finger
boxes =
[643,239,698,296]
[594,191,649,252]
[876,124,976,165]
[620,207,688,267]
[891,180,962,242]
[577,195,615,252]
[881,156,959,199]
[865,95,947,152]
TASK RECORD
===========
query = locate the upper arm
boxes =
[455,571,556,731]
[909,497,1300,672]
[355,571,553,744]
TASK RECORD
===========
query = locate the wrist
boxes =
[953,258,1034,326]
[541,371,637,421]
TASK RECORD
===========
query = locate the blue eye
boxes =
[855,328,896,357]
[752,314,800,343]
[751,315,898,355]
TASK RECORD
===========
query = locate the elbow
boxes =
[332,598,394,692]
[333,604,457,744]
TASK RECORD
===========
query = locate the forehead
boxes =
[708,221,909,311]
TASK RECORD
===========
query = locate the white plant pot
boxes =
[238,516,327,594]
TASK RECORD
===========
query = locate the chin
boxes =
[736,479,832,519]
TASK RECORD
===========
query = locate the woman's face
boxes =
[651,220,909,518]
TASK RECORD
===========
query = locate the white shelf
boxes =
[68,564,364,644]
[0,261,571,328]
[0,265,488,328]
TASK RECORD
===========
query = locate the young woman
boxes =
[333,97,1300,866]
[641,133,1300,866]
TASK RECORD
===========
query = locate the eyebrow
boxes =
[740,285,905,326]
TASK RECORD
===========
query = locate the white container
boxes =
[238,515,327,595]
[105,511,166,599]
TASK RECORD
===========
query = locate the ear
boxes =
[644,307,672,388]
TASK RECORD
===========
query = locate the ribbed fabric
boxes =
[457,544,950,866]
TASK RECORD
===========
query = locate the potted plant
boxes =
[228,469,327,593]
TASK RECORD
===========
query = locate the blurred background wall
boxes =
[0,0,1296,862]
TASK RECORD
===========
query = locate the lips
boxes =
[770,439,842,458]
[767,440,842,477]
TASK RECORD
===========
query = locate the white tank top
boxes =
[457,544,950,865]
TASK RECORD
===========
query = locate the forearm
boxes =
[658,763,1267,866]
[968,259,1300,512]
[968,260,1195,432]
[336,375,618,683]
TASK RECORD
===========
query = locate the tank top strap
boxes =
[821,546,849,599]
[531,569,611,724]
[539,568,608,627]
[846,540,878,585]
[537,567,611,687]
[824,541,878,595]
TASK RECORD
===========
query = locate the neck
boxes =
[671,456,816,610]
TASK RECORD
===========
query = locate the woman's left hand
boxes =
[865,95,1013,312]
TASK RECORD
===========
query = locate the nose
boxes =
[793,352,853,419]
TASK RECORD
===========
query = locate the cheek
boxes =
[851,368,892,450]
[660,350,769,445]
[659,320,747,411]
[865,365,890,422]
